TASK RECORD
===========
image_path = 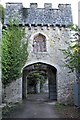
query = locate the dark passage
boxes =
[22,62,57,101]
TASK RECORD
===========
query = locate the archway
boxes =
[22,62,57,101]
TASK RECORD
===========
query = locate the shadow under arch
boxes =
[22,62,57,101]
[22,60,59,72]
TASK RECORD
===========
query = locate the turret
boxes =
[58,4,73,25]
[4,3,23,25]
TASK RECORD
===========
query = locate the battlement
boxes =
[5,2,72,9]
[44,3,52,9]
[30,3,38,9]
[6,2,23,8]
[4,3,73,26]
[30,3,52,9]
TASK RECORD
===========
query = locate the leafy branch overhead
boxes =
[27,72,47,90]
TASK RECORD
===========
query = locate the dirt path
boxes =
[3,93,61,118]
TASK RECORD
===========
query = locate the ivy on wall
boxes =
[0,4,4,24]
[2,19,28,85]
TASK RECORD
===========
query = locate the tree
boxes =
[2,18,28,85]
[27,72,46,92]
[61,24,80,82]
[0,4,4,24]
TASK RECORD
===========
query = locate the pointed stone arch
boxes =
[33,33,46,52]
[30,31,49,40]
[22,61,58,101]
[23,60,59,71]
[30,32,49,53]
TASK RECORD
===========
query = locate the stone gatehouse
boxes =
[3,3,76,104]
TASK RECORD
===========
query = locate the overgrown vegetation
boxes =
[2,18,28,85]
[55,102,65,109]
[0,4,4,24]
[27,72,47,92]
[61,24,80,81]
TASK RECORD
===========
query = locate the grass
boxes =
[55,102,80,118]
[2,102,21,117]
[55,102,65,109]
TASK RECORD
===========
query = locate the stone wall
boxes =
[0,21,2,120]
[2,26,76,105]
[4,3,73,26]
[3,78,22,103]
[23,26,76,104]
[3,2,75,105]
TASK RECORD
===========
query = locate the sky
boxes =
[0,0,80,25]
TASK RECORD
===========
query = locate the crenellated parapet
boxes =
[4,3,23,25]
[4,3,73,26]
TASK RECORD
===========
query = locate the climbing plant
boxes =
[61,24,80,81]
[0,4,4,24]
[2,18,28,85]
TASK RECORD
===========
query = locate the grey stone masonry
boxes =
[4,3,73,26]
[3,2,75,105]
[3,78,22,103]
[0,21,2,120]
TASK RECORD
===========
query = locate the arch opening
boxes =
[22,62,57,101]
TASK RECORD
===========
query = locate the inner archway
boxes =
[22,62,57,101]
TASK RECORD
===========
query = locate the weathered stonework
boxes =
[3,3,76,105]
[0,21,2,119]
[4,3,73,26]
[3,78,22,103]
[23,26,75,104]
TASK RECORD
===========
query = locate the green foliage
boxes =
[27,73,41,86]
[2,19,28,85]
[0,4,4,24]
[61,24,80,80]
[40,75,47,90]
[68,24,80,32]
[55,102,65,109]
[27,72,46,89]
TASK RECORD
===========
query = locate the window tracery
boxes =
[33,34,46,52]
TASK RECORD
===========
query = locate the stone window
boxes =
[33,34,46,52]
